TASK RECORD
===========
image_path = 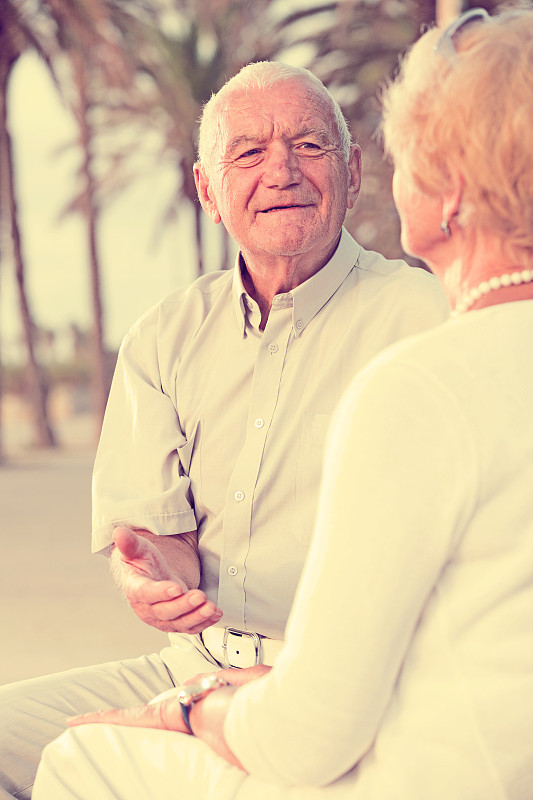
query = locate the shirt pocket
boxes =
[294,412,331,545]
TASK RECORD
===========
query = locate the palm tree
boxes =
[0,1,57,448]
[69,48,109,426]
[44,0,142,427]
[87,0,274,277]
[1,0,144,436]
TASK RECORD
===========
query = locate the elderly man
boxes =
[0,61,449,799]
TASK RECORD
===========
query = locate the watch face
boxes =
[178,674,225,707]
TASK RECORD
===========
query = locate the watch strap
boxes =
[179,699,193,734]
[177,674,228,735]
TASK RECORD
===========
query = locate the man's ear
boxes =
[193,162,222,224]
[346,144,362,210]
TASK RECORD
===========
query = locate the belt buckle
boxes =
[222,627,262,668]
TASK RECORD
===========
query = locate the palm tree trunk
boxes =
[72,52,108,430]
[0,60,8,463]
[0,58,55,448]
[0,253,3,460]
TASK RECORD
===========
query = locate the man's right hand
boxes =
[113,527,223,635]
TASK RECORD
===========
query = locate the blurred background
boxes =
[0,0,502,684]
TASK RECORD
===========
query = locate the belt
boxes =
[199,626,284,669]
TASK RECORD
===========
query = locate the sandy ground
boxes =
[0,422,168,686]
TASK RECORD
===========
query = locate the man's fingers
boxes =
[113,526,145,560]
[183,611,224,635]
[126,574,186,606]
[127,581,223,630]
[112,527,220,634]
[151,594,222,624]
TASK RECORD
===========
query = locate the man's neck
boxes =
[240,235,341,329]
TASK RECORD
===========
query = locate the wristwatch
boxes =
[177,673,228,733]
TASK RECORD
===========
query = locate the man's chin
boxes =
[256,240,314,259]
[250,226,317,257]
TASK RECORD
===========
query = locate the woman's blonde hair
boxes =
[381,6,533,261]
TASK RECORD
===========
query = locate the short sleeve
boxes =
[91,310,197,553]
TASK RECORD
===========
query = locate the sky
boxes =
[1,52,226,359]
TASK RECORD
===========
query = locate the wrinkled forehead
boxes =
[212,79,339,158]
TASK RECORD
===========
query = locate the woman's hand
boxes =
[216,664,272,686]
[66,665,271,733]
[67,689,189,734]
[181,664,271,689]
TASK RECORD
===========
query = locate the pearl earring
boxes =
[440,218,451,238]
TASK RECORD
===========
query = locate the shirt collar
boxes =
[232,228,360,337]
[232,256,255,337]
[290,228,360,336]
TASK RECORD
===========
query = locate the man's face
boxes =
[196,79,361,267]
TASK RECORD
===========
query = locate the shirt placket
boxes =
[217,298,294,629]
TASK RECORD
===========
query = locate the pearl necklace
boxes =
[454,268,533,314]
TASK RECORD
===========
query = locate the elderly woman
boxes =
[34,7,533,799]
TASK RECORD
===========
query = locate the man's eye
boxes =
[237,149,262,160]
[296,142,325,156]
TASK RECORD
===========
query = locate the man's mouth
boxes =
[259,204,310,213]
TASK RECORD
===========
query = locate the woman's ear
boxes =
[442,171,464,225]
[194,163,222,224]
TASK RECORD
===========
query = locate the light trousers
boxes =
[0,639,215,800]
[34,724,248,800]
[33,720,361,800]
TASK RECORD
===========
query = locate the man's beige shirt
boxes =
[92,229,449,639]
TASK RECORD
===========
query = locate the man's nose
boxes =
[262,142,302,188]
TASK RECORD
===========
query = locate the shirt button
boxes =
[234,490,245,502]
[268,343,279,354]
[254,418,264,428]
[227,565,238,576]
[295,319,303,330]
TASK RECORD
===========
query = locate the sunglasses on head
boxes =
[434,7,489,60]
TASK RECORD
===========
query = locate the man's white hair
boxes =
[197,61,352,170]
